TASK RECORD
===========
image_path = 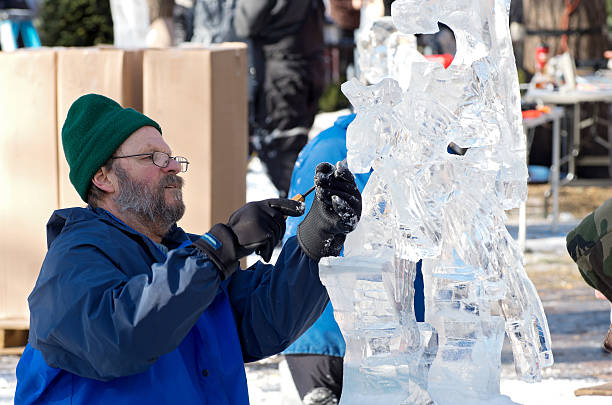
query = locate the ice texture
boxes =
[318,1,553,404]
[356,17,420,86]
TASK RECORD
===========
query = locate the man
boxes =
[14,94,362,404]
[233,0,325,198]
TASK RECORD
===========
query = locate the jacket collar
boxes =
[96,207,190,252]
[47,207,190,258]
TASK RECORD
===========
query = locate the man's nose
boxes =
[163,157,181,173]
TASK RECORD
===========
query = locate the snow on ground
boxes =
[246,156,279,203]
[308,109,351,140]
[500,379,612,405]
[245,156,282,268]
[0,356,18,405]
[243,355,612,405]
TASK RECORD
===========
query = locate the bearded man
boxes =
[14,94,362,404]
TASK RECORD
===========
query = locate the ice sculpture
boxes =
[318,1,553,404]
[355,17,418,86]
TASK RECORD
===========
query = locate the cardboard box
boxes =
[0,49,58,327]
[56,47,144,208]
[143,44,248,234]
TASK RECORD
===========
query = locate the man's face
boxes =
[111,126,186,234]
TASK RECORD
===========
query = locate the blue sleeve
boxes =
[280,118,371,357]
[28,241,225,381]
[226,236,329,362]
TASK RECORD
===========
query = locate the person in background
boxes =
[567,198,612,354]
[190,0,236,45]
[146,0,175,46]
[14,93,362,404]
[0,0,40,51]
[328,0,361,32]
[233,0,326,198]
[281,113,426,404]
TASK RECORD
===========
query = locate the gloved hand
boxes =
[297,161,362,261]
[192,198,304,279]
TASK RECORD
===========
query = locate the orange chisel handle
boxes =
[291,185,316,203]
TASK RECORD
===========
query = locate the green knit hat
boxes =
[62,94,162,202]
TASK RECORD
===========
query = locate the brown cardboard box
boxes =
[0,49,58,327]
[56,47,144,208]
[143,44,248,234]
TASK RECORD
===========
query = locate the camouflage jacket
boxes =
[567,197,612,302]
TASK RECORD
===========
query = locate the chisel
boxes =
[291,185,316,203]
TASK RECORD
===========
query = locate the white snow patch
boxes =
[500,379,612,405]
[245,156,282,268]
[0,356,18,405]
[308,109,351,140]
[246,156,279,203]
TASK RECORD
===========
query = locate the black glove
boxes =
[192,198,304,279]
[297,162,362,261]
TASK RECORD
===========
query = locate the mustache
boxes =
[160,174,184,188]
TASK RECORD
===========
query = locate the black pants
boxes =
[250,45,324,198]
[285,354,343,401]
[257,134,308,198]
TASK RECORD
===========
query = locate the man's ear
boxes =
[91,167,116,193]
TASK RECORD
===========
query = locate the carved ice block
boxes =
[320,256,437,404]
[321,0,553,403]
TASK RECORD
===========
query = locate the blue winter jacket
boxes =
[282,114,425,357]
[15,206,328,404]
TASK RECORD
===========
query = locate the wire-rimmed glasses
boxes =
[112,152,189,172]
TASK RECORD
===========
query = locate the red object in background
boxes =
[424,53,453,69]
[522,109,543,119]
[535,43,550,71]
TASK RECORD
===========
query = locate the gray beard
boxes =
[113,166,185,236]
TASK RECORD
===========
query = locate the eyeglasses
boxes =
[111,152,189,172]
